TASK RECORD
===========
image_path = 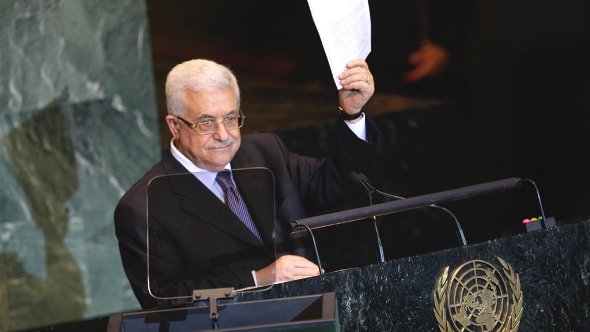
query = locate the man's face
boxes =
[166,88,241,171]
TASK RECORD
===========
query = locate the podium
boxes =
[38,220,590,331]
[229,219,590,331]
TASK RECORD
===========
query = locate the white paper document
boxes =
[307,0,371,89]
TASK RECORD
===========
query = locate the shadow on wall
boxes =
[1,99,85,331]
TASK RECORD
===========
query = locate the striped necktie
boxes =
[215,170,263,243]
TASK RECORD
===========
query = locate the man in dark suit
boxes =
[114,58,378,309]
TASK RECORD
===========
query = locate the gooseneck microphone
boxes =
[350,172,387,263]
[521,178,549,229]
[349,172,468,247]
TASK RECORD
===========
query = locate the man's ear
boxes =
[165,115,179,139]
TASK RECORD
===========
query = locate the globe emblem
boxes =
[446,260,511,331]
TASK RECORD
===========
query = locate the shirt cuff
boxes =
[344,113,367,141]
[251,270,258,286]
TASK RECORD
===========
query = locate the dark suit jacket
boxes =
[114,118,379,309]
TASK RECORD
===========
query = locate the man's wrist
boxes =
[338,106,363,121]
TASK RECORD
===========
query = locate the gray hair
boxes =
[165,59,240,116]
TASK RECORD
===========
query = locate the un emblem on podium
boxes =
[433,257,523,332]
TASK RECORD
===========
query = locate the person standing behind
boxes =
[114,58,379,309]
[368,0,473,98]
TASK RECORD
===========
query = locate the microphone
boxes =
[349,172,386,263]
[349,172,467,247]
[348,171,371,187]
[520,178,551,230]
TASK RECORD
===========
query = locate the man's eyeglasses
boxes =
[176,111,245,135]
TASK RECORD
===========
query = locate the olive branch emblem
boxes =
[498,257,523,332]
[433,257,524,332]
[433,266,452,331]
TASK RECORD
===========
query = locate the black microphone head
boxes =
[348,172,369,184]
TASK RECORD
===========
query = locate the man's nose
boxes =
[212,121,230,140]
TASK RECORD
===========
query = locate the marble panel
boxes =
[0,1,158,330]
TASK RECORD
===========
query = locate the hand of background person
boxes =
[255,254,321,286]
[404,41,450,83]
[338,59,375,116]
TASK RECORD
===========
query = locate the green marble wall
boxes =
[0,1,159,330]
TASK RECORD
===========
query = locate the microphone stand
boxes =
[294,177,534,273]
[521,178,550,229]
[291,178,524,233]
[293,223,325,276]
[357,180,386,263]
[363,182,468,247]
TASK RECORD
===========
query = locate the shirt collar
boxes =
[169,140,232,187]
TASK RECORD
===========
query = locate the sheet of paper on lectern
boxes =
[307,0,371,89]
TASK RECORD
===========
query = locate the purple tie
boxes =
[215,171,263,243]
